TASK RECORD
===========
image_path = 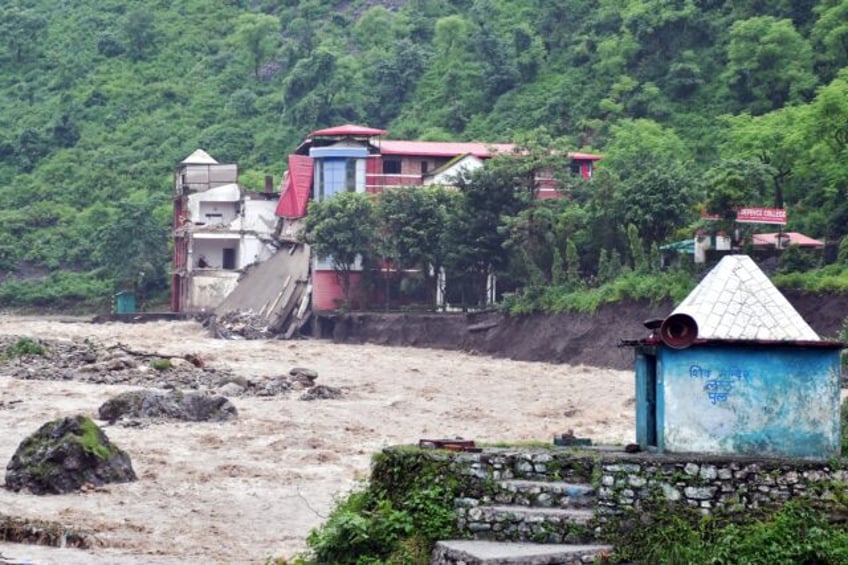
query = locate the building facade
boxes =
[630,255,843,459]
[274,124,601,311]
[172,150,279,312]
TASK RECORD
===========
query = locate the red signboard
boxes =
[735,207,787,225]
[700,207,787,225]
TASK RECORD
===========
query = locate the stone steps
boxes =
[492,480,596,509]
[431,540,614,565]
[436,475,609,562]
[458,505,596,544]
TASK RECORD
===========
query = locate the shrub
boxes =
[148,358,172,371]
[613,501,848,564]
[3,337,47,358]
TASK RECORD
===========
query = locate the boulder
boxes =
[98,389,237,423]
[300,385,342,401]
[4,415,136,494]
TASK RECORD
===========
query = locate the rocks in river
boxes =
[300,384,342,401]
[4,415,136,495]
[98,390,238,423]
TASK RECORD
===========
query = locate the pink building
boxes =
[275,124,601,311]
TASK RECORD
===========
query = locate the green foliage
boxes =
[301,451,460,564]
[613,502,848,564]
[2,338,47,359]
[773,264,848,292]
[0,0,846,310]
[504,268,694,315]
[148,358,172,372]
[302,192,376,304]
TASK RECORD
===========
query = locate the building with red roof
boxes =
[275,124,601,311]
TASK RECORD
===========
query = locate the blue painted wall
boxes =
[636,344,841,458]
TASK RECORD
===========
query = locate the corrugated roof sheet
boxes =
[752,232,825,248]
[275,155,313,218]
[181,149,218,164]
[379,140,602,161]
[671,254,820,342]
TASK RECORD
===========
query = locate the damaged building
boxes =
[171,149,280,313]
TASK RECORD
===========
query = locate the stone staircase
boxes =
[431,452,613,564]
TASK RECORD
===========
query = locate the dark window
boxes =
[570,162,582,175]
[383,159,401,175]
[222,248,236,270]
[421,161,429,174]
[346,159,356,191]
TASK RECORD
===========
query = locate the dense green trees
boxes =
[1,0,848,309]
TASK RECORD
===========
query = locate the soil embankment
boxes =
[326,292,848,370]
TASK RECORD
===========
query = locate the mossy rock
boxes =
[4,415,137,494]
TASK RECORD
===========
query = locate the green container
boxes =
[114,291,136,314]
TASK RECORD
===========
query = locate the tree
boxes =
[94,196,170,298]
[723,16,817,114]
[374,187,453,305]
[721,107,806,208]
[301,192,376,306]
[613,165,699,246]
[811,0,848,81]
[703,160,774,221]
[443,167,528,307]
[601,119,690,182]
[124,9,156,62]
[233,12,280,79]
[0,6,47,63]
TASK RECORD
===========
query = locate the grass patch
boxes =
[149,358,172,371]
[2,337,47,359]
[503,268,695,315]
[773,264,848,293]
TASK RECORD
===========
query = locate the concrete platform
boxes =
[431,540,613,564]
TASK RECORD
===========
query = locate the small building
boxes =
[628,254,843,459]
[172,150,279,312]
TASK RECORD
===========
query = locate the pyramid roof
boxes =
[672,255,820,342]
[181,149,218,164]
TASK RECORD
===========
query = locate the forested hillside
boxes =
[1,0,847,308]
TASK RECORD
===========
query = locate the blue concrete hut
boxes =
[629,255,843,458]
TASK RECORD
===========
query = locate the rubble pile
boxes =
[0,336,344,401]
[211,310,276,340]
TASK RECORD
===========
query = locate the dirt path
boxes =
[0,316,634,563]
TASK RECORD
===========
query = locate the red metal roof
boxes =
[752,232,825,248]
[275,155,313,218]
[309,124,388,137]
[378,140,513,158]
[378,140,601,161]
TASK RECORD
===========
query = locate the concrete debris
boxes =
[212,243,311,340]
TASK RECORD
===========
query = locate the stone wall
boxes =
[596,456,848,525]
[375,447,848,544]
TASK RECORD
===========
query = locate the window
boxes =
[346,159,356,191]
[383,159,401,175]
[570,162,582,175]
[222,248,236,270]
[421,161,429,174]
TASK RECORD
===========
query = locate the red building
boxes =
[275,124,601,311]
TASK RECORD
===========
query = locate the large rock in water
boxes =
[5,415,136,494]
[98,389,238,423]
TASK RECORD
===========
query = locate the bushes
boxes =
[613,501,848,564]
[503,268,695,315]
[0,271,112,310]
[297,449,461,565]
